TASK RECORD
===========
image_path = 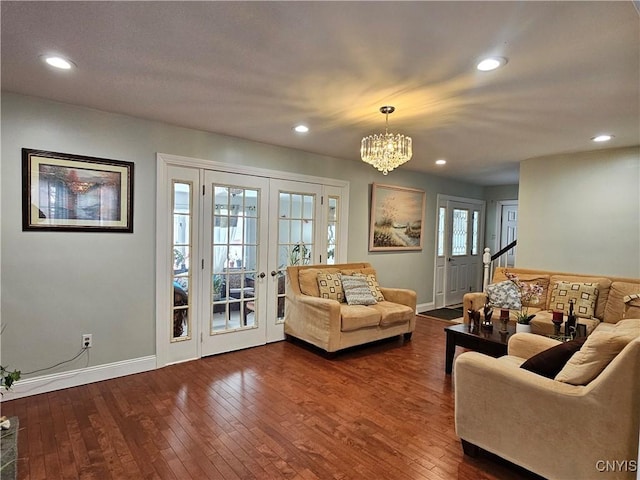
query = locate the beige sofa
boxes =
[285,262,416,353]
[463,267,640,336]
[455,330,640,480]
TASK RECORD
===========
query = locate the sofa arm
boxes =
[284,292,342,351]
[507,332,560,359]
[462,292,487,323]
[380,287,417,312]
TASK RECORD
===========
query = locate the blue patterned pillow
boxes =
[486,280,521,310]
[341,275,377,305]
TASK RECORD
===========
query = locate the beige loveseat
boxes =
[455,328,640,480]
[463,267,640,336]
[285,262,416,353]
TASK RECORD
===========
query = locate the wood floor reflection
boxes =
[2,316,543,479]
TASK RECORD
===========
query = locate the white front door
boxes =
[201,171,270,356]
[441,199,484,306]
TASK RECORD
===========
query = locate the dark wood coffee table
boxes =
[444,322,515,374]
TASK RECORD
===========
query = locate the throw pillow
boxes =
[341,275,377,305]
[349,273,385,302]
[549,281,599,318]
[623,293,640,319]
[520,337,587,379]
[555,319,639,385]
[486,280,521,310]
[317,272,344,302]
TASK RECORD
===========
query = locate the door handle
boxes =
[258,272,266,278]
[270,271,278,277]
[448,257,453,262]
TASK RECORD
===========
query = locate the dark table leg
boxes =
[445,329,456,374]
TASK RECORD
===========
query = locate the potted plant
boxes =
[505,271,544,333]
[213,275,224,301]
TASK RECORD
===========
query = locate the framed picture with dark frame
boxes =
[369,183,425,251]
[22,148,134,232]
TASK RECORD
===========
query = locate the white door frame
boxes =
[433,194,486,308]
[155,152,349,368]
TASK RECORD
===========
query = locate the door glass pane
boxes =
[211,185,258,333]
[278,190,315,322]
[437,206,445,257]
[471,210,479,255]
[172,181,192,342]
[452,208,468,256]
[327,196,339,264]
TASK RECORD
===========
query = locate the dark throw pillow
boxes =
[520,336,588,379]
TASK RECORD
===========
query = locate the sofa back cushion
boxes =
[492,269,550,308]
[298,268,339,297]
[604,281,640,323]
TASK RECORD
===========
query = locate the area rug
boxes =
[419,307,464,322]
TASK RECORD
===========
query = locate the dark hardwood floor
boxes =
[1,316,543,480]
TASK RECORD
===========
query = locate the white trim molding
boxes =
[1,355,156,401]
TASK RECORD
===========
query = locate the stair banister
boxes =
[482,248,492,292]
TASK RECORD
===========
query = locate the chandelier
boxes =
[361,106,412,175]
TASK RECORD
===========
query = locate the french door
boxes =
[201,171,270,355]
[157,154,348,366]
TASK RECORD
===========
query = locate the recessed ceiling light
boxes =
[477,56,508,72]
[435,159,447,165]
[293,125,309,134]
[41,55,75,70]
[591,134,614,142]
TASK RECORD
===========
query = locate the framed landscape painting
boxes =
[369,183,425,251]
[22,149,134,232]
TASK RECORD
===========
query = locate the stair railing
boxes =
[482,239,517,291]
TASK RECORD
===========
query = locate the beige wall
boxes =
[517,146,640,277]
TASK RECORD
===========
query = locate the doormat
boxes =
[419,307,464,321]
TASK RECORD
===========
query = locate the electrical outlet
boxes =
[82,334,92,348]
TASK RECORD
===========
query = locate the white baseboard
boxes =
[416,302,435,313]
[1,355,156,401]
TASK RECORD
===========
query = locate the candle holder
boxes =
[552,311,564,336]
[499,308,510,332]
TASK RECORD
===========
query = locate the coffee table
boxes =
[444,321,515,374]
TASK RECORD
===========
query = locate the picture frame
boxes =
[22,149,134,232]
[369,183,425,251]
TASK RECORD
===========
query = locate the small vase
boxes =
[516,323,532,334]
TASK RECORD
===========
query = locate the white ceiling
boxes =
[2,1,639,185]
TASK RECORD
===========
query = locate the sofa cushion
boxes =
[520,336,587,379]
[317,272,345,302]
[370,301,414,326]
[340,304,381,331]
[341,267,377,277]
[604,281,640,322]
[341,275,377,305]
[529,310,600,336]
[299,268,322,296]
[493,271,551,308]
[550,275,611,319]
[486,280,522,310]
[555,319,640,385]
[549,281,599,318]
